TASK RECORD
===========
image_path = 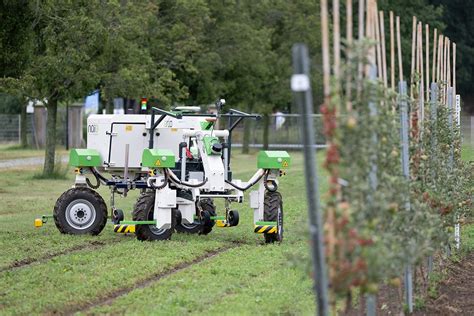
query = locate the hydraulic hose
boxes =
[166,169,208,188]
[224,170,266,192]
[263,170,278,192]
[86,174,100,189]
[149,171,169,190]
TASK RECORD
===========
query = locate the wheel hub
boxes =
[65,199,96,230]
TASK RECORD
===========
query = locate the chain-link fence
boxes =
[1,112,472,149]
[230,114,327,149]
[0,109,69,147]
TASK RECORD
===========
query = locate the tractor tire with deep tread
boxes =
[132,192,173,241]
[53,187,108,235]
[199,199,216,235]
[263,191,283,243]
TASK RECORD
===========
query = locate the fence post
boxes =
[399,80,413,314]
[291,43,329,316]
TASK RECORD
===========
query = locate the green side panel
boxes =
[141,148,175,168]
[203,136,219,155]
[257,150,291,169]
[200,121,214,130]
[120,220,156,225]
[69,148,102,167]
[255,221,277,226]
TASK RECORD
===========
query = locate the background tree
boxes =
[0,0,34,147]
[429,0,474,113]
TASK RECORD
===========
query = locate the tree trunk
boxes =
[242,118,251,154]
[20,99,27,147]
[43,96,58,176]
[263,113,269,150]
[106,97,114,114]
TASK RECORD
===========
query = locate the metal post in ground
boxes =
[399,80,413,313]
[447,88,461,251]
[427,82,438,274]
[366,64,378,316]
[291,43,329,316]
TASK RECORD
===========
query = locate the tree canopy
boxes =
[0,0,472,174]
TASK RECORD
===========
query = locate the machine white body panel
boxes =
[86,114,208,170]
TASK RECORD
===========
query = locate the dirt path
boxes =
[414,252,474,315]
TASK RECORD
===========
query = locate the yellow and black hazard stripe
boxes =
[254,225,277,234]
[114,224,135,233]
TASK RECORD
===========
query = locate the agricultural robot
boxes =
[36,100,291,242]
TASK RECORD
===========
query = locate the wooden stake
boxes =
[390,11,395,89]
[365,0,375,72]
[447,38,451,88]
[374,3,383,80]
[419,23,424,98]
[346,0,353,112]
[347,0,353,45]
[432,28,437,83]
[396,16,403,82]
[415,24,420,74]
[425,24,430,100]
[410,16,417,91]
[453,42,456,99]
[437,35,443,83]
[358,0,365,40]
[321,0,331,100]
[357,0,364,96]
[441,36,448,82]
[333,0,341,79]
[380,11,388,87]
[418,22,424,121]
[443,36,447,103]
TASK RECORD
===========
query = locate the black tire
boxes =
[53,187,107,235]
[112,209,124,224]
[229,210,239,227]
[132,192,173,241]
[200,199,216,235]
[263,191,283,243]
[175,207,201,234]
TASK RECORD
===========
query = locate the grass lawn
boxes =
[461,144,474,162]
[0,142,471,315]
[0,150,323,315]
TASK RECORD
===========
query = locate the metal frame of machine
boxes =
[36,101,291,243]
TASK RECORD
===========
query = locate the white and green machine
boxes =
[38,100,291,242]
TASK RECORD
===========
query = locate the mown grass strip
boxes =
[0,238,226,315]
[0,239,125,273]
[66,243,241,315]
[87,243,315,315]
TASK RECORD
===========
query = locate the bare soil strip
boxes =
[60,243,240,315]
[414,252,474,315]
[0,239,123,273]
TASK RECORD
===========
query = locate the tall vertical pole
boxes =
[399,80,413,313]
[321,0,331,101]
[428,82,438,274]
[379,11,387,87]
[333,0,341,80]
[432,29,437,83]
[390,11,395,89]
[292,44,329,316]
[425,25,430,101]
[366,64,378,316]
